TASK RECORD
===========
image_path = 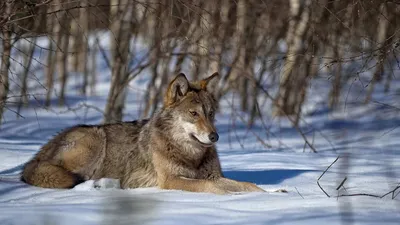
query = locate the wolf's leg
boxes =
[58,128,105,176]
[159,176,228,194]
[160,176,265,194]
[21,160,83,188]
[215,177,266,193]
[22,127,106,188]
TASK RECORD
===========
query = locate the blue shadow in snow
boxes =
[0,164,24,175]
[223,169,314,185]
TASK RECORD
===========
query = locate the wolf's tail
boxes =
[21,160,83,188]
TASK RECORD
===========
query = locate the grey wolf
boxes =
[21,73,265,194]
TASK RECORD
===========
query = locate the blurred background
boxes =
[0,0,398,127]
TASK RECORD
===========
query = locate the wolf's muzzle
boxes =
[208,132,219,143]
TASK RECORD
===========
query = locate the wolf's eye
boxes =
[190,111,198,117]
[209,112,214,117]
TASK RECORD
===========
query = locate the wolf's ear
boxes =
[164,73,189,106]
[199,72,220,92]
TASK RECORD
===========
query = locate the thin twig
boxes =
[380,185,400,199]
[252,79,318,153]
[317,156,340,198]
[295,187,304,199]
[335,183,400,199]
[337,193,382,198]
[336,177,347,191]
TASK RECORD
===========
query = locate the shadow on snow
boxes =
[223,169,314,185]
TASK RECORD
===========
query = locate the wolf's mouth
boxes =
[190,134,213,147]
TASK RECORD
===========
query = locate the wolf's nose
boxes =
[208,132,219,143]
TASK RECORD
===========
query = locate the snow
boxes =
[0,36,399,225]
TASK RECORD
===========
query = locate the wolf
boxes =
[21,73,265,194]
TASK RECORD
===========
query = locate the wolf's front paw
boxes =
[215,178,265,194]
[239,181,266,192]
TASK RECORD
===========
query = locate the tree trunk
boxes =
[17,38,36,118]
[197,0,213,79]
[189,0,204,80]
[384,61,393,93]
[143,2,163,118]
[43,3,55,106]
[70,18,81,72]
[208,0,229,76]
[274,0,311,117]
[223,0,247,96]
[365,3,391,104]
[248,57,267,126]
[79,0,89,95]
[172,1,203,75]
[90,37,98,96]
[45,40,55,106]
[0,1,12,124]
[328,50,342,109]
[209,0,230,100]
[58,26,70,106]
[50,0,70,106]
[152,36,179,116]
[324,0,350,109]
[240,0,259,113]
[104,0,134,123]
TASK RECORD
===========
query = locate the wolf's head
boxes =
[161,73,220,147]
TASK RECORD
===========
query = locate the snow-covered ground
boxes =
[0,35,399,224]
